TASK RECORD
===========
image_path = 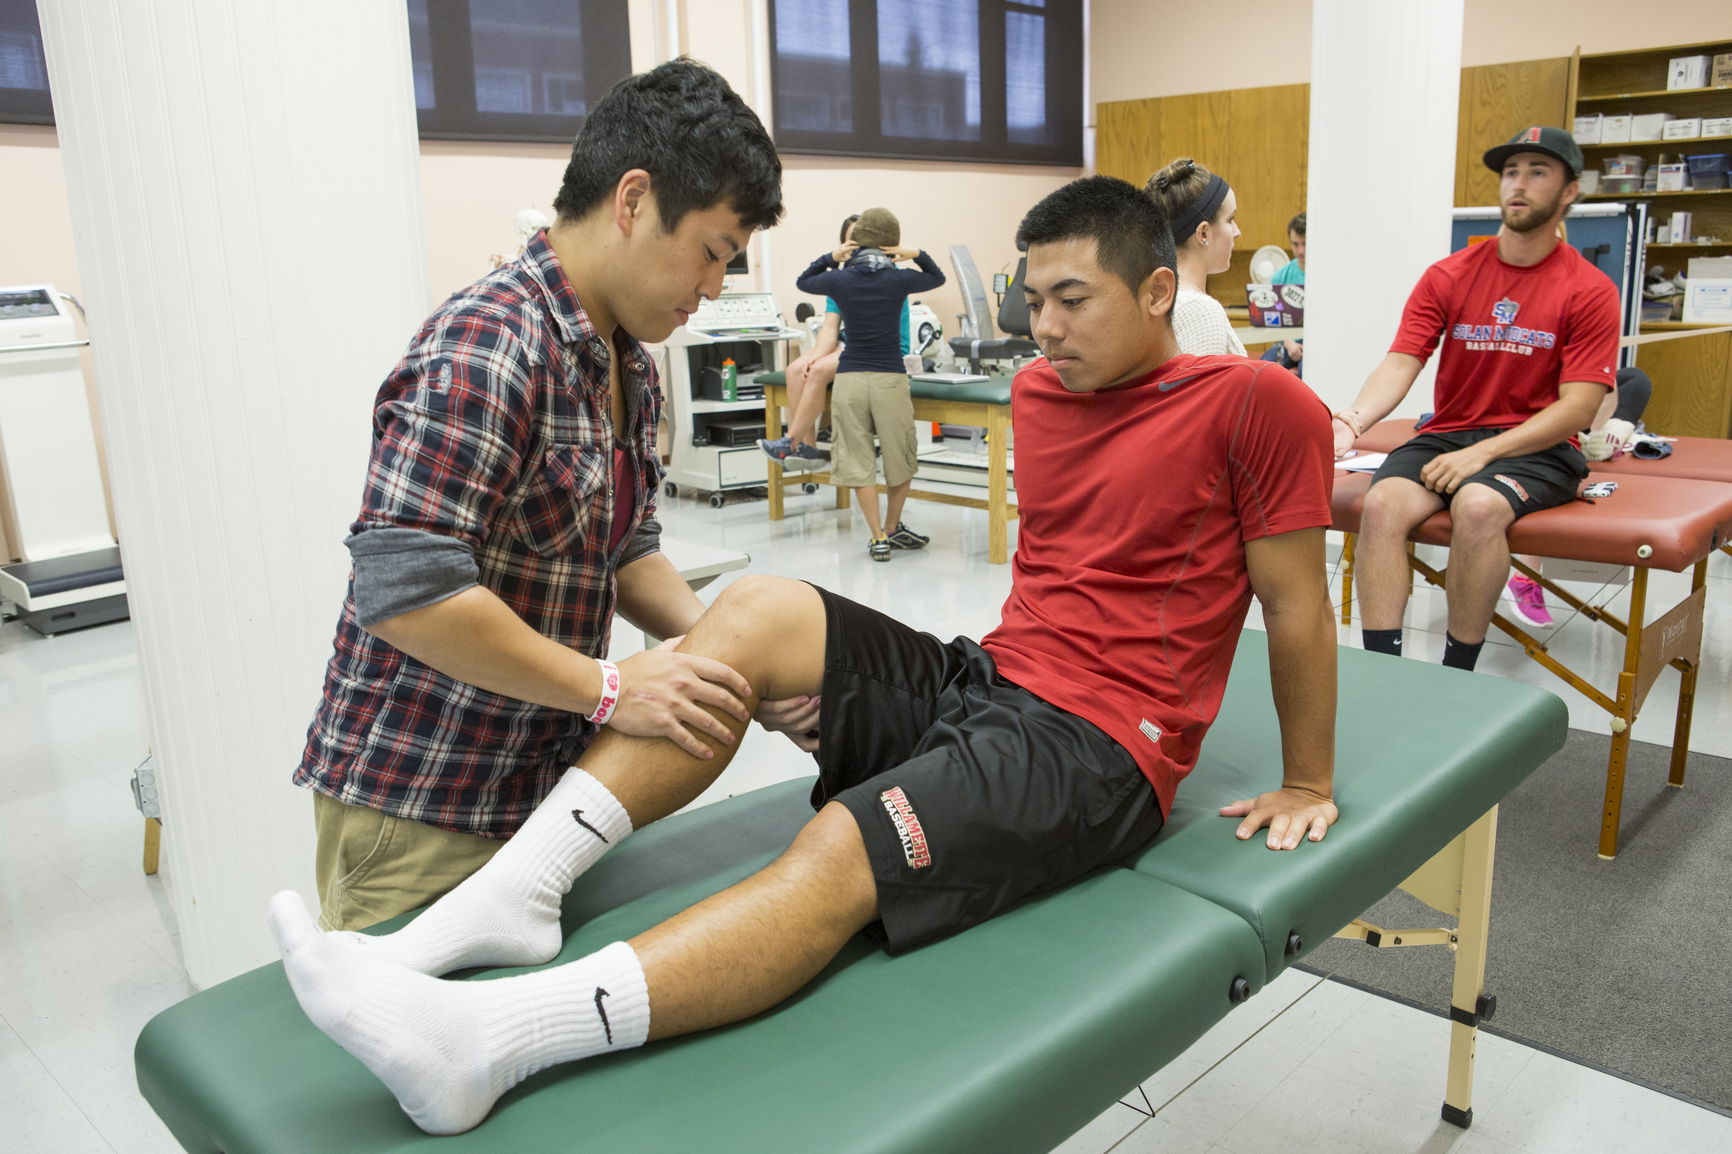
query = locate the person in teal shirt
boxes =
[1272,212,1305,284]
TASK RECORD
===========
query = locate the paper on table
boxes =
[1338,452,1388,472]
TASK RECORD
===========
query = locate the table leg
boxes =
[1442,807,1498,1127]
[1599,568,1649,859]
[765,386,785,521]
[987,403,1010,565]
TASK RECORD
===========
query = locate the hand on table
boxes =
[1219,786,1339,849]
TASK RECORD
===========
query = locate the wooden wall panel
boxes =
[1096,84,1306,304]
[1098,62,1570,308]
[1636,332,1732,439]
[1454,58,1572,208]
[1095,97,1164,185]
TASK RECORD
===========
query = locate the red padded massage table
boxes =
[1330,462,1732,858]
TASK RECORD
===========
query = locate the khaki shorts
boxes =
[830,371,920,488]
[312,792,503,931]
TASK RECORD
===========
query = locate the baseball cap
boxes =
[1482,126,1584,178]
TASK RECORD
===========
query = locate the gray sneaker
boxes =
[789,441,830,461]
[887,522,928,549]
[758,437,792,460]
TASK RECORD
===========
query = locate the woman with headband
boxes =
[1144,158,1245,356]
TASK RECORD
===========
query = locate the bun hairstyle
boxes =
[1144,157,1229,248]
[839,213,861,243]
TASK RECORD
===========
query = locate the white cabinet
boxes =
[658,295,800,508]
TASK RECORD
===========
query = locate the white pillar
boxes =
[1304,0,1463,416]
[38,1,430,986]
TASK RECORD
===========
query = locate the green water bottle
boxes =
[721,357,738,402]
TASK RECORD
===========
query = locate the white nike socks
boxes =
[343,767,634,975]
[271,890,650,1136]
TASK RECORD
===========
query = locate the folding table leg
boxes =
[1442,807,1498,1127]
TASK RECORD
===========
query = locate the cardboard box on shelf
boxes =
[1573,114,1603,144]
[1632,113,1674,141]
[1656,163,1689,193]
[1668,55,1710,89]
[1682,256,1732,324]
[1599,114,1633,143]
[1663,118,1703,140]
[1667,210,1693,243]
[1704,117,1732,138]
[1713,53,1732,87]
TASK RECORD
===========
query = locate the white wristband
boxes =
[587,659,621,726]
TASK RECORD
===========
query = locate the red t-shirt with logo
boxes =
[1390,238,1620,434]
[982,355,1333,816]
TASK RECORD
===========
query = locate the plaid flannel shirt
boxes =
[294,232,663,837]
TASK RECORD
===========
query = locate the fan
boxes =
[1249,244,1290,284]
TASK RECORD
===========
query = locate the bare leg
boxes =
[882,479,912,533]
[788,351,839,449]
[634,802,876,1038]
[854,484,885,540]
[1442,486,1517,645]
[1357,478,1443,631]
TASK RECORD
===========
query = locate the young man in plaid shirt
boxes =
[293,60,807,932]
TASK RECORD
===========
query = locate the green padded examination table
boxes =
[135,635,1566,1152]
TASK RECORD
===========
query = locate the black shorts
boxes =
[1372,428,1587,518]
[809,585,1164,954]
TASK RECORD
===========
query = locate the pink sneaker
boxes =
[1507,575,1553,627]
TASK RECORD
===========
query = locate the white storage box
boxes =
[1657,163,1689,193]
[1632,113,1674,141]
[1682,256,1732,325]
[1667,210,1693,243]
[1663,118,1703,140]
[1599,114,1633,143]
[1703,117,1732,138]
[1668,55,1710,89]
[1573,114,1603,144]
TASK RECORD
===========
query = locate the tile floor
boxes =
[3,487,1728,1153]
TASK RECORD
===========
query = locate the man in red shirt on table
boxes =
[267,175,1340,1136]
[1331,126,1621,671]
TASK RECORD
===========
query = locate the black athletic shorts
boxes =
[809,585,1165,954]
[1372,427,1587,518]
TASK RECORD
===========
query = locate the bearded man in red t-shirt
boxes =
[1330,126,1620,672]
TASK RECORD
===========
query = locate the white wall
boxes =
[39,0,430,987]
[1091,0,1732,104]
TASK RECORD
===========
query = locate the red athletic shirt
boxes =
[1390,238,1620,435]
[982,355,1333,816]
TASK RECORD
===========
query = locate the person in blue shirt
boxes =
[795,207,945,560]
[760,214,914,464]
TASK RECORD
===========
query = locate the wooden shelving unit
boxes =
[1572,40,1732,437]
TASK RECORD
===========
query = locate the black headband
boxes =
[1171,173,1229,246]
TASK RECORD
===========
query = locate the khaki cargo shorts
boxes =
[312,792,503,931]
[830,371,920,488]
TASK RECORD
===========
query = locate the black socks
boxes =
[1362,628,1403,657]
[1442,633,1484,671]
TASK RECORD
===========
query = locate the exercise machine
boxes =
[0,284,128,635]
